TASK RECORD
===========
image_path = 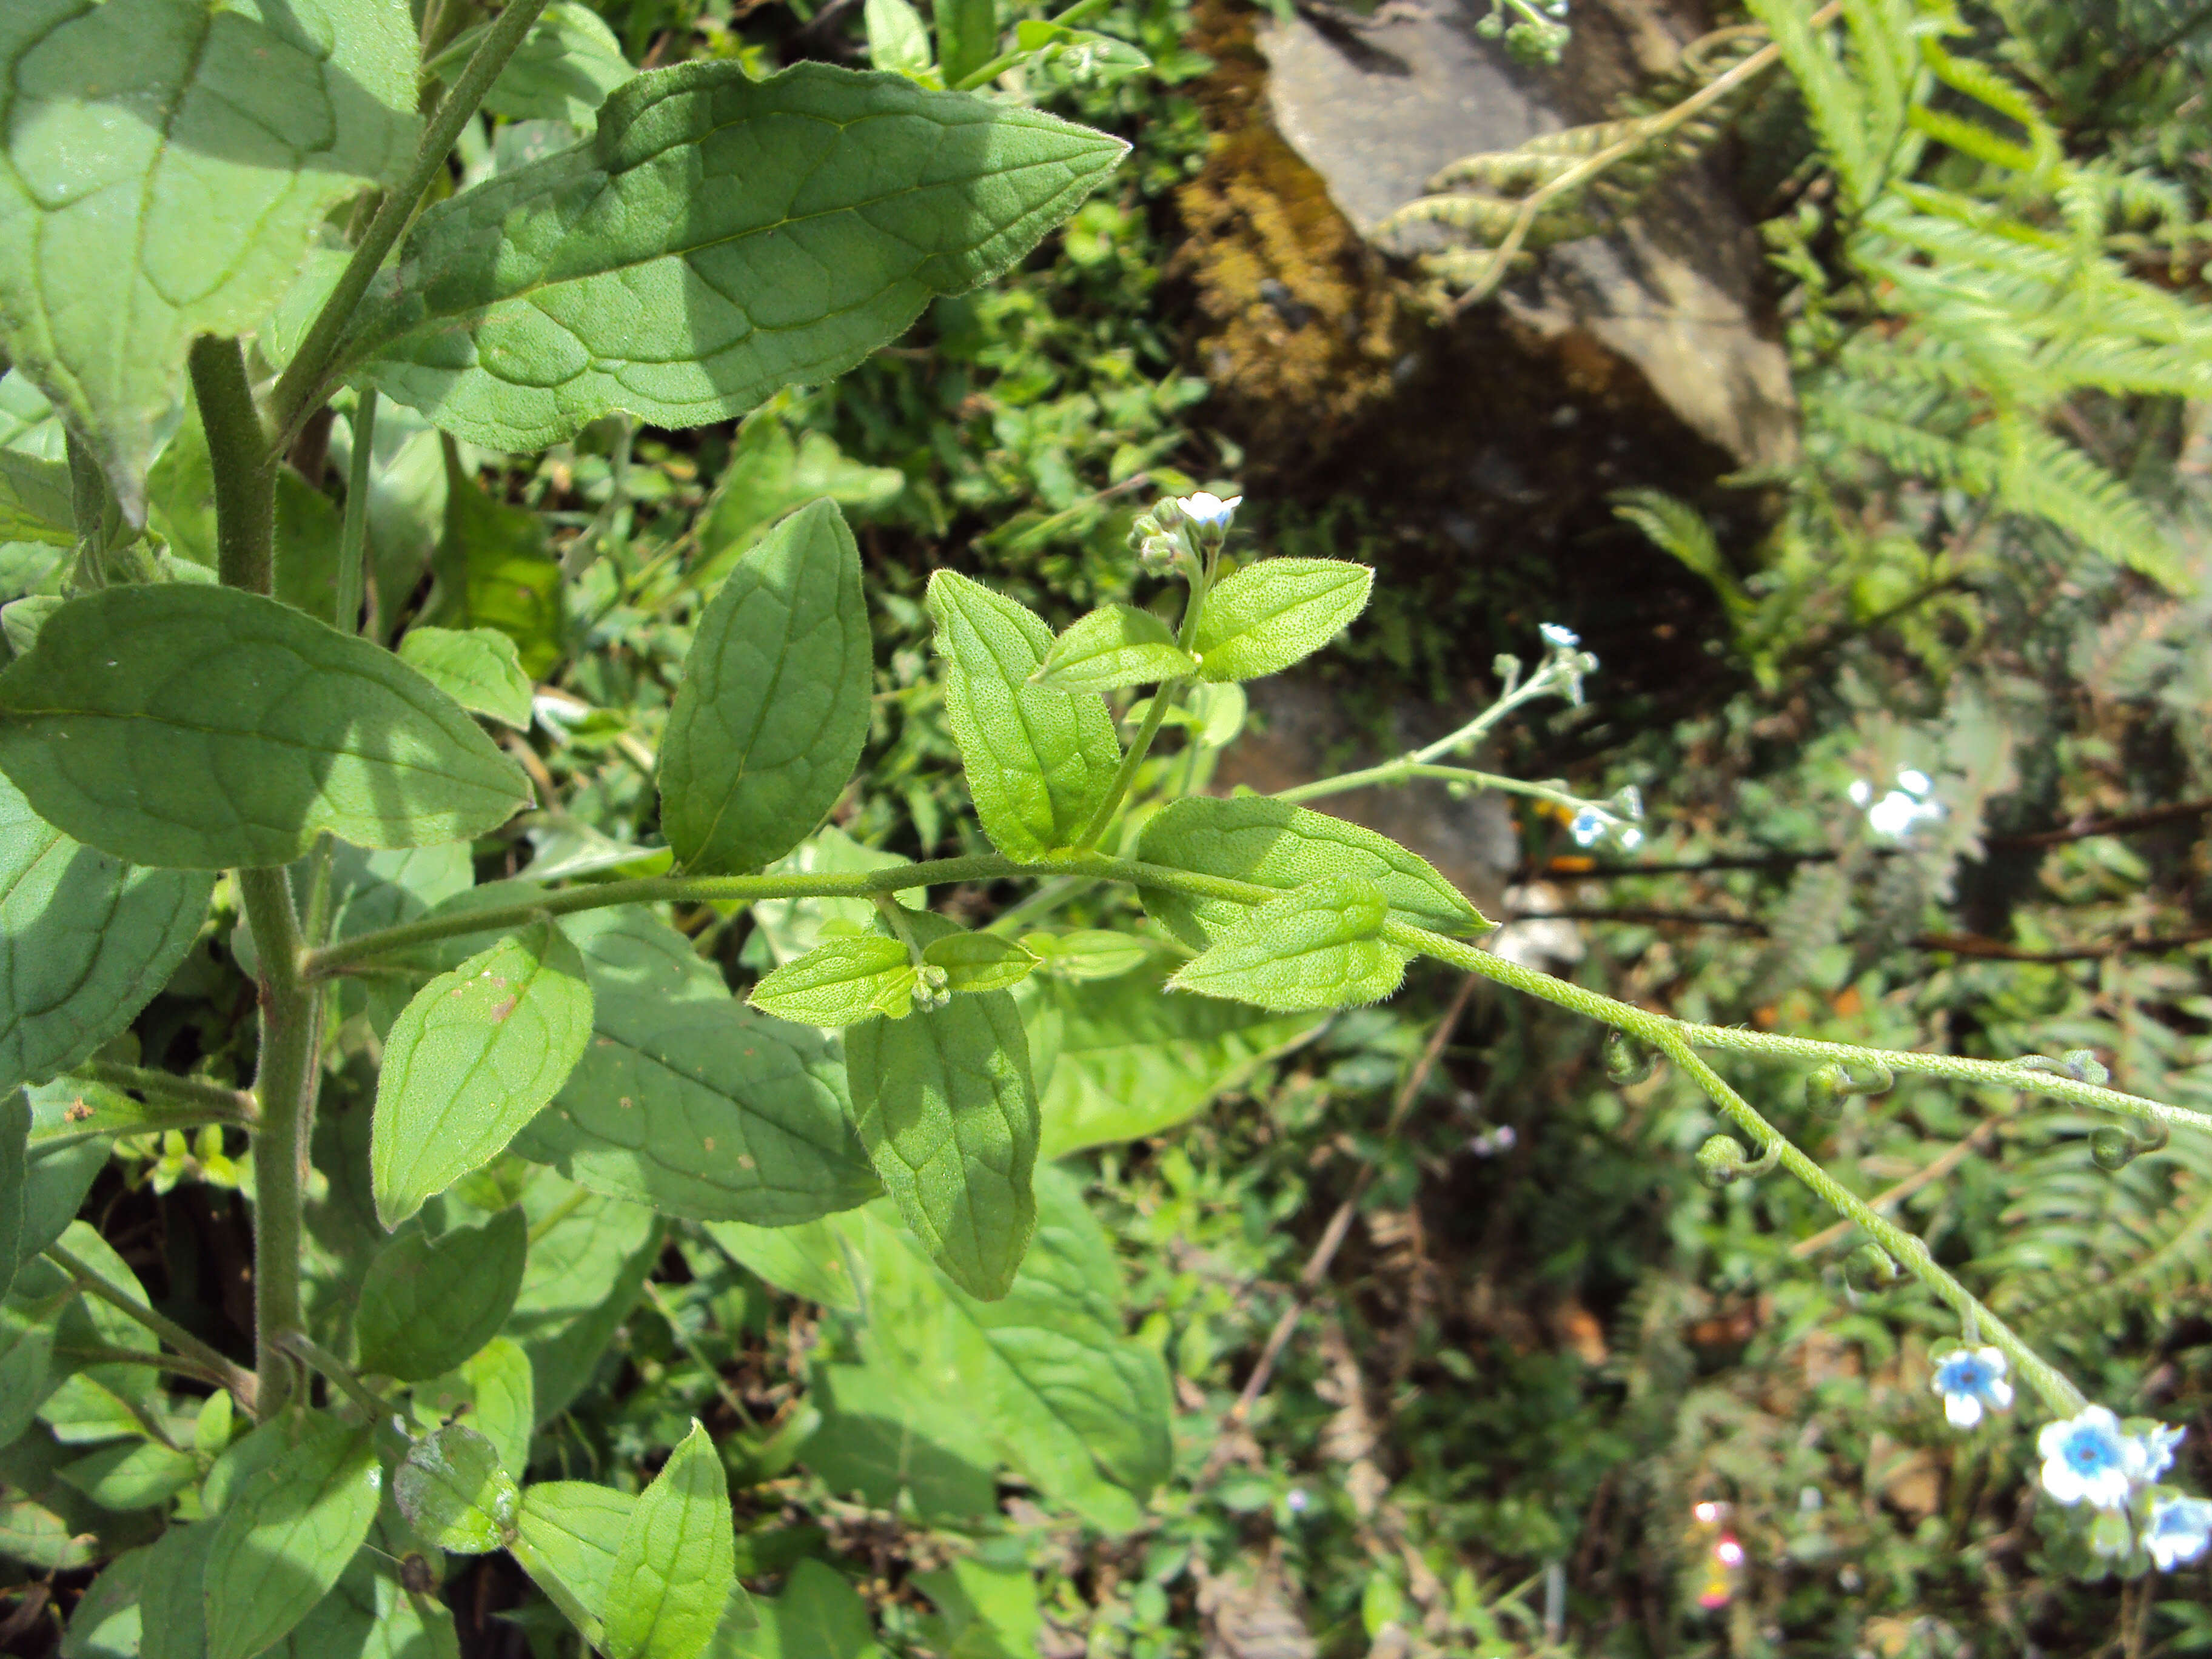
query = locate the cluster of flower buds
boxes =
[1130,491,1242,579]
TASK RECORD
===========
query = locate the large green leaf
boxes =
[700,1217,862,1313]
[1028,967,1321,1158]
[0,0,418,509]
[510,1481,633,1649]
[831,1170,1171,1532]
[136,1518,214,1659]
[925,571,1120,861]
[603,1422,740,1659]
[845,931,1038,1300]
[0,585,530,870]
[660,500,871,876]
[802,1362,994,1523]
[353,1207,528,1381]
[0,1090,21,1297]
[350,62,1126,451]
[372,920,594,1228]
[0,773,212,1101]
[201,1415,382,1659]
[1168,874,1409,1011]
[1134,794,1487,949]
[722,1559,884,1659]
[514,908,879,1224]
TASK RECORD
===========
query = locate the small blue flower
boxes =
[1175,491,1241,530]
[2134,1421,2185,1483]
[1931,1346,2012,1429]
[2039,1406,2137,1509]
[2147,1493,2212,1571]
[1540,623,1580,650]
[1570,808,1606,847]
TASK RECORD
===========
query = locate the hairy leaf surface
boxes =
[0,586,530,869]
[201,1415,381,1659]
[353,62,1126,451]
[354,1207,528,1381]
[749,936,918,1027]
[1033,603,1194,692]
[1169,874,1409,1010]
[1188,558,1373,682]
[603,1422,740,1659]
[511,1481,632,1649]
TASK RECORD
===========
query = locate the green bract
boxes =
[926,569,1121,860]
[659,499,871,876]
[0,585,531,870]
[350,63,1128,450]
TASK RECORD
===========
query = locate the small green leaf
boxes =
[430,1,635,128]
[700,1217,863,1313]
[0,452,72,546]
[0,585,530,870]
[1189,558,1373,682]
[416,1334,535,1477]
[724,1558,886,1659]
[845,950,1039,1300]
[921,932,1037,993]
[354,1207,528,1380]
[1022,930,1150,982]
[201,1415,382,1659]
[865,0,935,76]
[372,922,594,1228]
[515,908,880,1223]
[1134,794,1487,948]
[659,500,871,877]
[1032,605,1195,692]
[1168,875,1409,1011]
[603,1422,739,1659]
[0,772,213,1099]
[749,937,917,1027]
[925,570,1121,861]
[695,411,904,591]
[394,1423,519,1555]
[0,0,418,508]
[397,627,535,728]
[59,1439,200,1512]
[352,63,1126,452]
[1010,19,1151,73]
[511,1480,635,1648]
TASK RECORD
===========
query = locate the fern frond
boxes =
[1609,489,1752,614]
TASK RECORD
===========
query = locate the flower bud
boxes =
[1696,1134,1749,1189]
[1805,1064,1852,1119]
[1844,1244,1903,1292]
[2089,1127,2137,1171]
[1604,1030,1656,1086]
[2062,1048,2110,1087]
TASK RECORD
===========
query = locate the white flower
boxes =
[1931,1346,2012,1429]
[1848,778,1873,808]
[1176,492,1241,529]
[1866,788,1943,839]
[2133,1421,2185,1483]
[1897,768,1932,796]
[2040,1407,2138,1509]
[1570,808,1606,847]
[1618,826,1644,851]
[1540,622,1580,649]
[2147,1494,2212,1571]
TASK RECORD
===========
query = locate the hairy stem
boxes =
[1074,677,1187,851]
[334,391,378,635]
[45,1244,259,1415]
[186,337,275,594]
[267,0,557,441]
[279,1332,396,1419]
[237,866,321,1418]
[71,1062,260,1125]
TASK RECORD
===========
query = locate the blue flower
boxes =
[1175,492,1241,530]
[2039,1406,2138,1509]
[1931,1346,2011,1429]
[1540,623,1580,650]
[2147,1493,2212,1571]
[2134,1421,2185,1483]
[1570,808,1606,847]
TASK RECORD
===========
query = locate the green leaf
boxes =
[603,1422,738,1659]
[511,1481,633,1649]
[202,1415,383,1659]
[352,62,1127,452]
[64,1544,147,1659]
[695,409,904,593]
[1021,930,1150,982]
[699,1218,862,1313]
[18,1094,108,1265]
[831,1169,1171,1531]
[0,0,418,509]
[396,628,535,728]
[394,1423,519,1555]
[432,455,567,679]
[921,933,1037,994]
[0,772,213,1099]
[1009,19,1151,74]
[660,499,871,876]
[865,0,935,77]
[59,1438,199,1512]
[0,1088,25,1296]
[1168,875,1408,1011]
[1029,967,1319,1158]
[431,2,634,129]
[723,1558,885,1659]
[507,1177,660,1422]
[514,908,880,1224]
[1134,794,1487,948]
[0,1298,54,1446]
[0,585,530,870]
[137,1520,214,1659]
[1188,558,1372,683]
[415,1334,535,1478]
[354,1207,528,1380]
[845,967,1039,1301]
[1031,605,1195,693]
[372,921,594,1228]
[925,570,1120,861]
[803,1364,994,1523]
[0,452,72,546]
[749,937,917,1027]
[912,1558,1039,1659]
[935,0,998,85]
